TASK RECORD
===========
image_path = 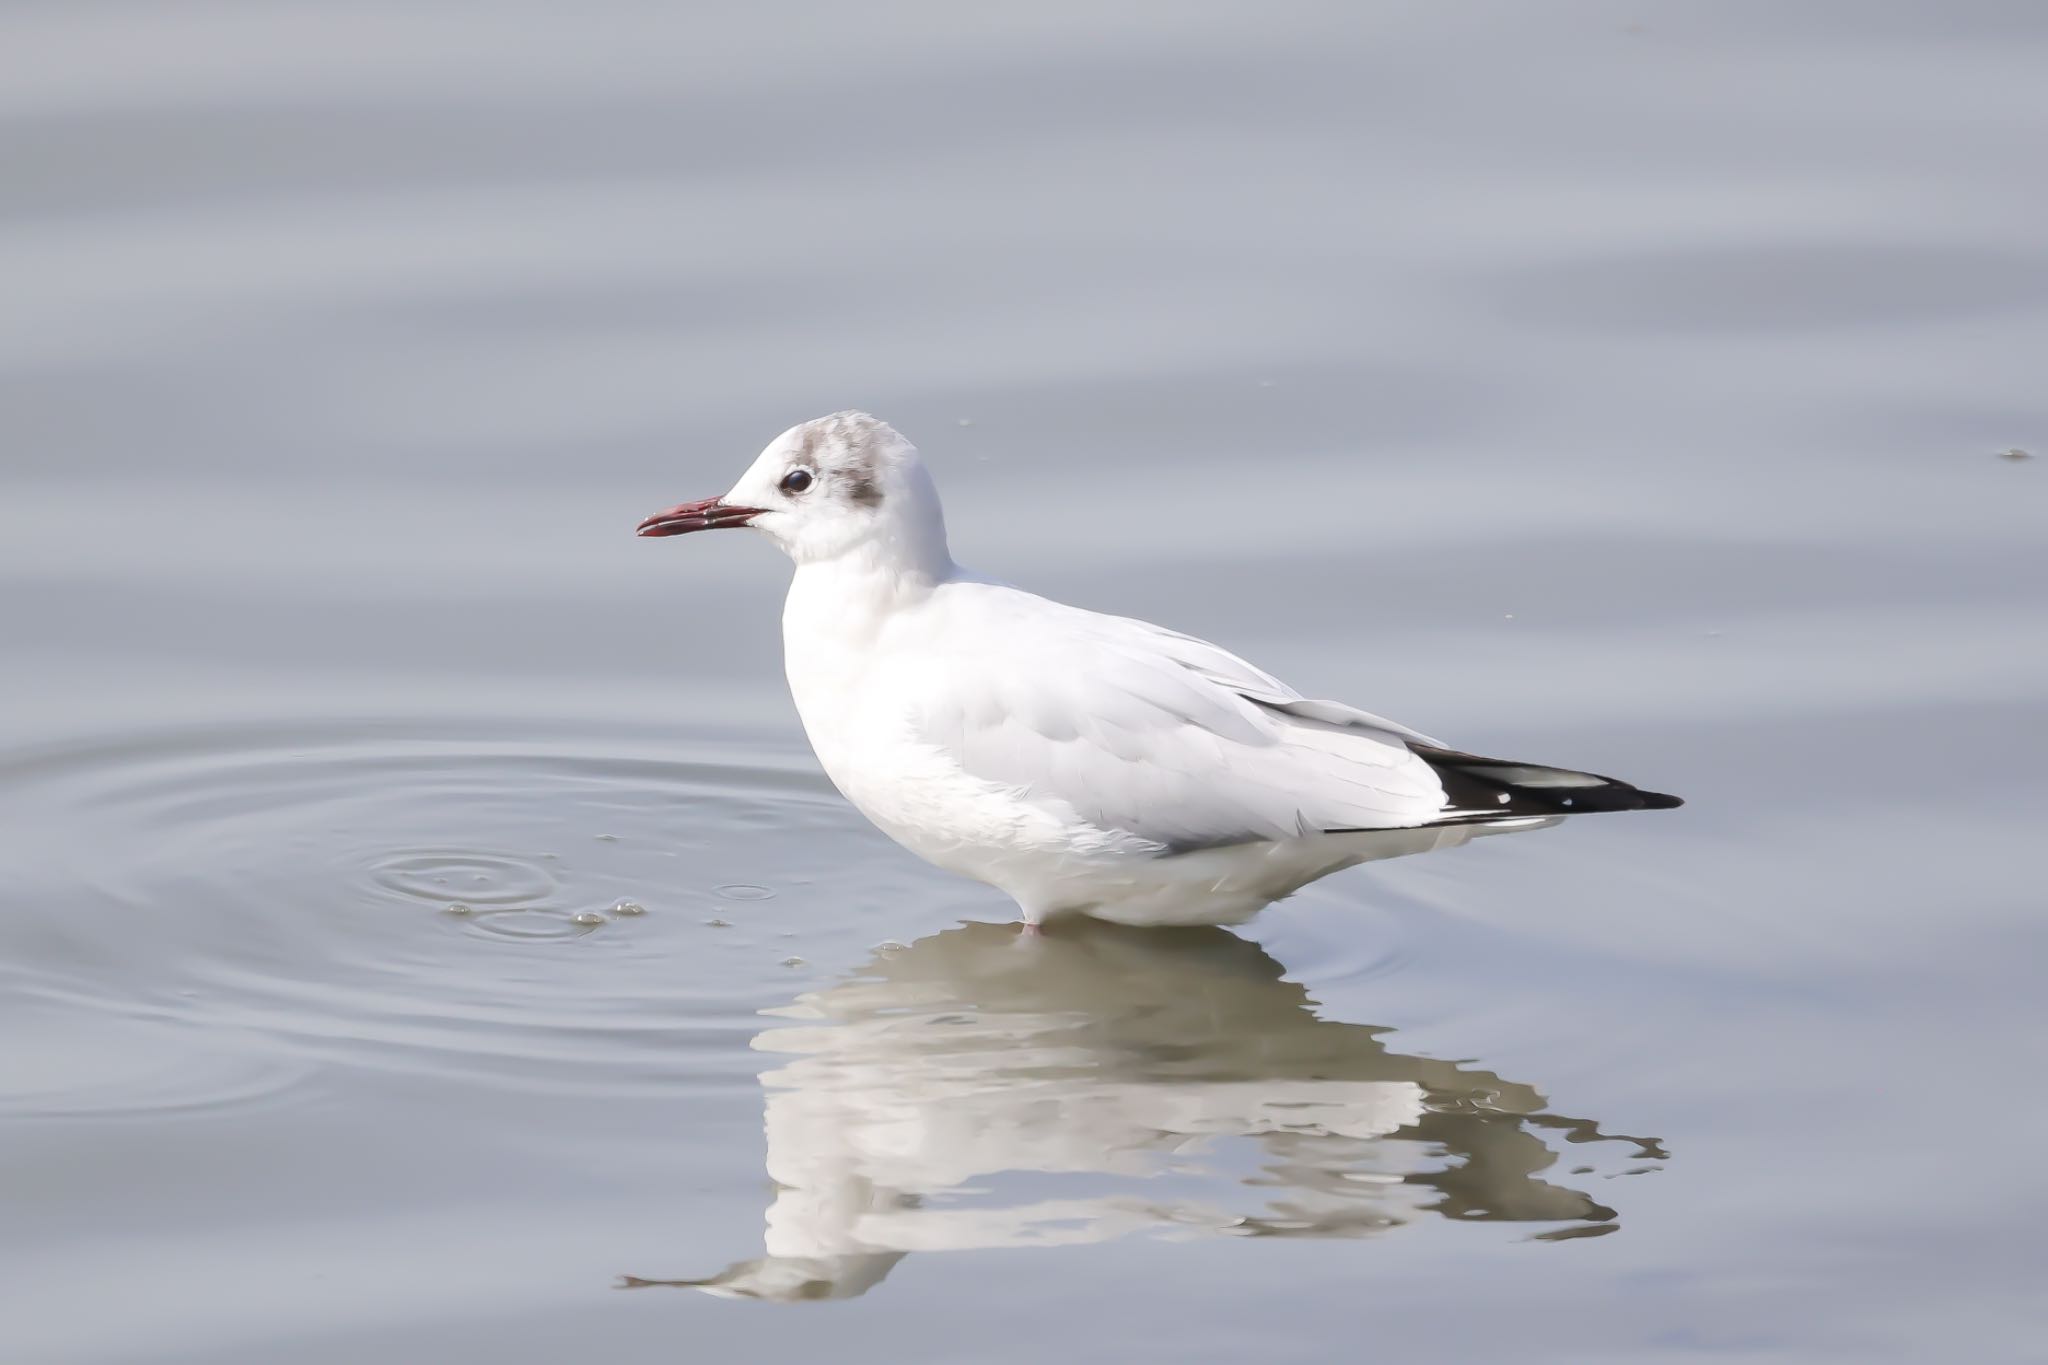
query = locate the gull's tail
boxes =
[1408,744,1683,826]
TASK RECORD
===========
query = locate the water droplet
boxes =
[611,899,646,916]
[443,903,475,916]
[571,912,607,927]
[703,917,732,928]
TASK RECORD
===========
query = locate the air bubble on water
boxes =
[704,917,732,928]
[780,956,807,968]
[875,940,907,954]
[611,899,646,916]
[717,883,773,900]
[443,903,474,916]
[594,833,620,843]
[1998,447,2033,461]
[571,911,607,927]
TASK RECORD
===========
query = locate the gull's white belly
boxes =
[799,709,1152,916]
[789,676,1222,922]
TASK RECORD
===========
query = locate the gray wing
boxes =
[908,601,1450,850]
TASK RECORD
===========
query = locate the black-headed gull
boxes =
[638,412,1679,927]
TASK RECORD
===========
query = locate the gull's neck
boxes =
[785,533,960,645]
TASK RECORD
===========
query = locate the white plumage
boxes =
[637,412,1679,926]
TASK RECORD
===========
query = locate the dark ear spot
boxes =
[843,467,884,507]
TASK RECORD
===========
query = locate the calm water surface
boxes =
[3,4,2045,1362]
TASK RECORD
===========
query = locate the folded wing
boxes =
[907,600,1450,851]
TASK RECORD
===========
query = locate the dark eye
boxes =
[779,468,813,495]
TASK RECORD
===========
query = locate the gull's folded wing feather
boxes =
[907,597,1448,850]
[1112,615,1447,749]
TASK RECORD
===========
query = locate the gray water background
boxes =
[2,2,2046,1361]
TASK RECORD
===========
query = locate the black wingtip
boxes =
[1407,744,1684,824]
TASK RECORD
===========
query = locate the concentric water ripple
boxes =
[0,718,914,1107]
[371,849,560,906]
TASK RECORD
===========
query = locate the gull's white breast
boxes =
[783,571,1154,898]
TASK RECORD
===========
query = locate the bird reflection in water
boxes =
[623,921,1667,1301]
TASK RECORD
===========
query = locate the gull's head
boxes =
[637,411,949,572]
